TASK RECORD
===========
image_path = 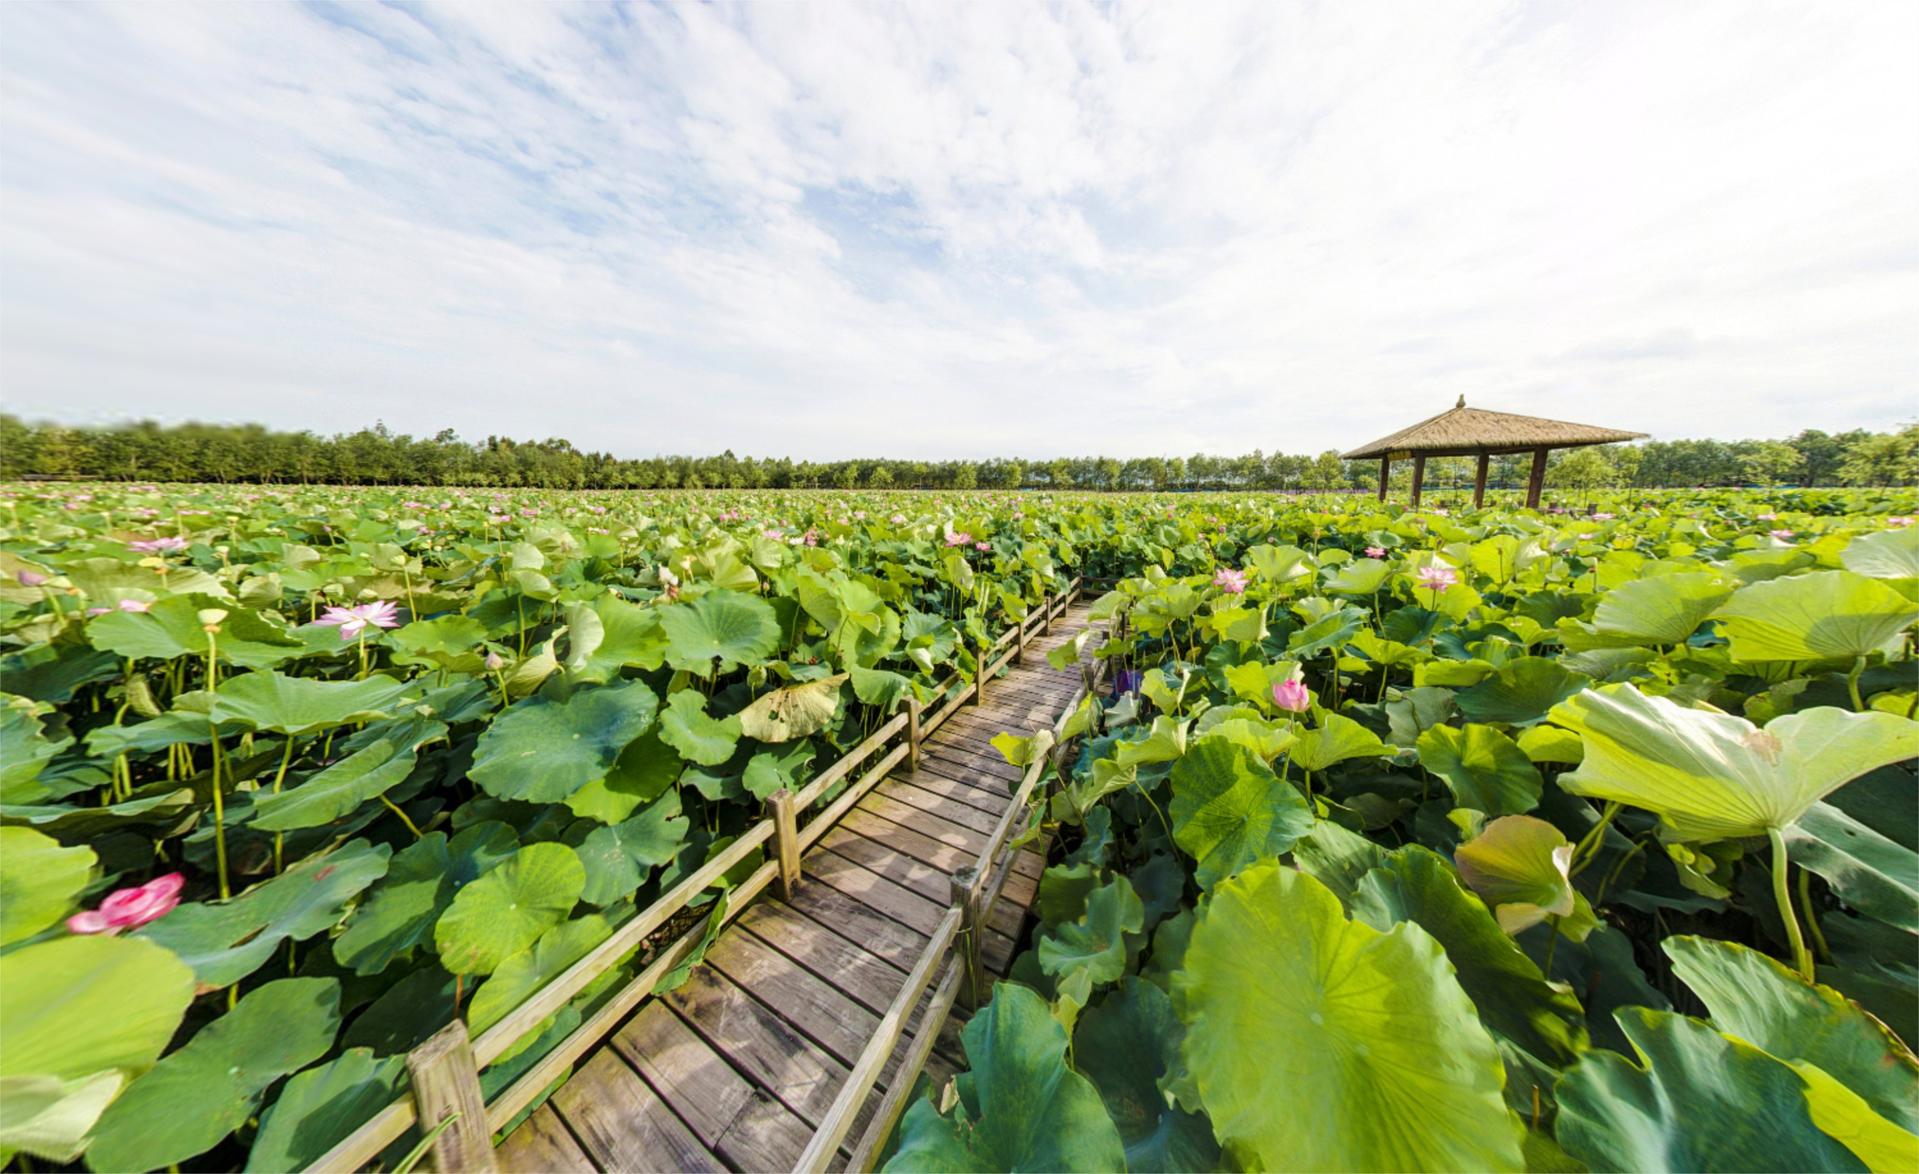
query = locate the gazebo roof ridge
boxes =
[1340,396,1647,460]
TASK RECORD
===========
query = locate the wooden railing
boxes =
[306,579,1083,1173]
[793,620,1108,1173]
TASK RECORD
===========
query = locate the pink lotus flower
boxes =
[1415,565,1459,593]
[1890,516,1915,527]
[117,598,151,613]
[658,567,681,600]
[1592,512,1615,521]
[1756,513,1777,521]
[974,541,991,552]
[315,600,401,640]
[1272,678,1312,713]
[1769,529,1795,541]
[1430,508,1450,517]
[1364,546,1386,559]
[17,569,47,587]
[67,873,183,935]
[485,650,505,671]
[128,537,187,554]
[1212,567,1247,593]
[762,528,782,539]
[945,530,973,547]
[890,513,907,524]
[803,530,820,547]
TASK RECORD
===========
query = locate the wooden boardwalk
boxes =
[497,605,1097,1173]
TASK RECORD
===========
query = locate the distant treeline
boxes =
[1,415,1913,491]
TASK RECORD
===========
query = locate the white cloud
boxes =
[1,0,1913,458]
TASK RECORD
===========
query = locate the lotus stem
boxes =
[1570,801,1623,876]
[1798,868,1830,964]
[1768,826,1814,981]
[269,736,297,873]
[1846,655,1866,712]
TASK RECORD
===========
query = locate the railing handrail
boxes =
[305,578,1083,1173]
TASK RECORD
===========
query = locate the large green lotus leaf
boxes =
[1713,570,1919,663]
[566,730,682,823]
[1037,875,1143,994]
[0,707,73,804]
[1322,557,1394,596]
[0,936,194,1085]
[1665,935,1918,1131]
[1291,819,1391,904]
[1172,862,1521,1172]
[882,983,1125,1172]
[561,594,668,680]
[1455,658,1594,727]
[1286,606,1364,660]
[0,788,196,837]
[1117,716,1190,766]
[1192,717,1295,763]
[1246,543,1317,585]
[1417,723,1543,816]
[209,670,415,735]
[1351,846,1588,1069]
[469,915,612,1061]
[570,791,689,905]
[244,1049,404,1174]
[137,839,390,986]
[1589,573,1735,646]
[385,615,488,673]
[1289,712,1390,773]
[1842,528,1919,599]
[87,978,341,1173]
[1554,1007,1866,1173]
[1453,815,1580,934]
[1549,685,1919,840]
[339,966,455,1056]
[331,822,518,976]
[469,679,658,803]
[0,1071,125,1165]
[659,590,780,674]
[657,689,740,766]
[249,733,427,831]
[741,741,816,801]
[434,842,584,975]
[736,674,846,743]
[1074,978,1220,1173]
[1785,802,1919,932]
[1793,1061,1919,1173]
[1168,738,1313,889]
[87,594,303,669]
[830,602,901,669]
[0,827,93,945]
[847,663,913,712]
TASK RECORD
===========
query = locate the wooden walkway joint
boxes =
[493,600,1103,1174]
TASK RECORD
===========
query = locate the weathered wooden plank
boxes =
[818,835,1022,940]
[880,766,1006,816]
[495,1104,594,1173]
[738,901,907,1010]
[872,777,1004,835]
[703,928,878,1064]
[662,965,847,1125]
[842,803,1043,882]
[610,1003,753,1149]
[783,884,929,971]
[852,792,991,856]
[550,1050,719,1173]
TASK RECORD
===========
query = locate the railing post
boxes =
[1015,610,1028,666]
[1043,591,1054,634]
[406,1021,498,1173]
[950,867,983,1011]
[768,789,801,900]
[973,638,987,708]
[905,697,922,771]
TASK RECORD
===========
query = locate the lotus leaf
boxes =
[1073,978,1219,1172]
[470,678,659,802]
[87,978,341,1173]
[434,842,585,975]
[1172,862,1521,1171]
[659,589,780,674]
[244,1049,404,1174]
[0,827,93,945]
[736,674,846,743]
[1455,657,1594,726]
[331,822,518,975]
[1168,738,1313,888]
[1713,570,1919,663]
[1417,722,1542,815]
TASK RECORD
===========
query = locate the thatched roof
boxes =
[1341,397,1647,459]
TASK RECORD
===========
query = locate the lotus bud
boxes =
[485,650,505,672]
[197,607,228,633]
[17,569,47,587]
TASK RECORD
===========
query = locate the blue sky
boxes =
[1,1,1913,458]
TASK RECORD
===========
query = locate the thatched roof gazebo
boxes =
[1342,397,1647,509]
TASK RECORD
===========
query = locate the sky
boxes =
[1,1,1914,460]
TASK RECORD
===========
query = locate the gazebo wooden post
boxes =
[1472,453,1490,509]
[1377,457,1390,502]
[1409,454,1426,508]
[1525,448,1549,509]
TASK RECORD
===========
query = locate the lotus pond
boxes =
[1,482,1914,1173]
